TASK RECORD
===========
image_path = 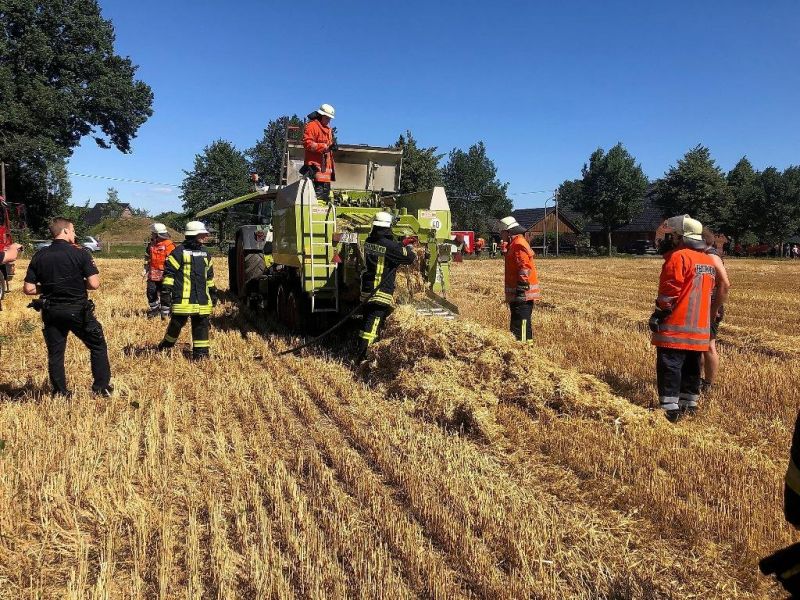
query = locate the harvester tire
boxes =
[227,246,239,296]
[276,282,307,332]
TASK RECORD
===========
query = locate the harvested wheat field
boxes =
[0,256,797,598]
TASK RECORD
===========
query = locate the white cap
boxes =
[184,220,209,236]
[372,211,393,228]
[151,222,168,235]
[664,214,703,241]
[317,103,335,119]
[500,216,520,231]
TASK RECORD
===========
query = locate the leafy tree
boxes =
[104,187,123,214]
[246,115,304,185]
[441,141,511,232]
[0,0,153,231]
[394,131,443,194]
[556,178,584,210]
[181,140,251,238]
[756,166,800,248]
[654,145,729,229]
[723,157,763,243]
[569,143,648,256]
[61,200,91,238]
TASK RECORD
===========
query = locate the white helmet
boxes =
[317,103,335,119]
[500,216,521,231]
[184,220,209,236]
[151,222,168,236]
[372,211,393,228]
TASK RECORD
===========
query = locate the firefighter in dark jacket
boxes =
[356,211,417,360]
[158,221,218,359]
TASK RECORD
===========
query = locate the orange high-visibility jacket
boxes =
[303,119,335,183]
[505,234,541,303]
[145,238,176,282]
[651,247,717,351]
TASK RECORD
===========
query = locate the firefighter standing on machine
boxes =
[356,211,417,361]
[158,221,218,360]
[500,216,541,342]
[144,223,176,319]
[302,103,337,199]
[649,215,727,423]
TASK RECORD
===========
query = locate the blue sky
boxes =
[67,0,800,213]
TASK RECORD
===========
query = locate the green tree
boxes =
[723,157,762,244]
[756,166,800,249]
[569,143,648,256]
[0,0,153,231]
[394,131,443,194]
[654,145,729,229]
[3,157,72,235]
[104,187,123,215]
[246,115,304,185]
[181,140,251,237]
[441,141,511,232]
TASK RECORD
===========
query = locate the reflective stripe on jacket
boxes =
[504,234,541,303]
[145,239,176,282]
[303,119,335,183]
[163,242,216,315]
[360,228,417,307]
[651,247,716,351]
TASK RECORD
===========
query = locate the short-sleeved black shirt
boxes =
[24,240,99,303]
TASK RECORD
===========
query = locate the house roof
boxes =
[543,187,667,234]
[510,207,583,233]
[85,202,132,226]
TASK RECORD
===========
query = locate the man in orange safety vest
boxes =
[302,103,337,200]
[500,216,541,342]
[649,214,728,422]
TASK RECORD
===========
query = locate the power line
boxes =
[508,189,555,196]
[68,171,180,188]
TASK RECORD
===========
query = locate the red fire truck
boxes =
[0,195,26,301]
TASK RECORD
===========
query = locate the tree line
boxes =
[558,144,800,254]
[181,118,512,236]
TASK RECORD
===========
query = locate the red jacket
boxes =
[146,238,176,282]
[504,234,541,302]
[303,119,335,183]
[651,247,717,351]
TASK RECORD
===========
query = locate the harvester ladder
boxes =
[307,202,339,313]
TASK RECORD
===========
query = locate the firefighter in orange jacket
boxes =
[144,223,176,318]
[302,103,336,199]
[649,215,728,422]
[500,216,541,342]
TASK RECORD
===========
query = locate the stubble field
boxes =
[0,256,798,599]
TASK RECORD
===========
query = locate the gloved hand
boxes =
[760,542,800,597]
[648,309,671,332]
[715,305,725,323]
[329,141,339,152]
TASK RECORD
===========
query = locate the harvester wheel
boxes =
[276,283,306,332]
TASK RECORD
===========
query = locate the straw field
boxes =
[0,256,796,598]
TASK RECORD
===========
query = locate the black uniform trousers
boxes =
[42,302,111,394]
[146,280,163,306]
[509,300,534,343]
[656,347,702,410]
[356,303,392,360]
[162,314,210,358]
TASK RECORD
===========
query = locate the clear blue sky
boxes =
[67,0,800,213]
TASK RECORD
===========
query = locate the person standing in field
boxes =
[302,103,337,200]
[23,217,113,397]
[700,228,730,391]
[649,215,727,422]
[144,223,175,319]
[356,211,417,361]
[500,216,541,343]
[157,221,218,360]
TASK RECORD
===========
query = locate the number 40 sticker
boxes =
[430,218,442,231]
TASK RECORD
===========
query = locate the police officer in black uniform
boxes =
[23,217,112,397]
[356,211,417,361]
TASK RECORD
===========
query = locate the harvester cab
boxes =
[197,141,458,331]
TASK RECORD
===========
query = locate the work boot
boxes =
[157,341,173,352]
[146,303,160,319]
[93,385,115,398]
[664,409,682,423]
[192,348,210,361]
[700,379,713,393]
